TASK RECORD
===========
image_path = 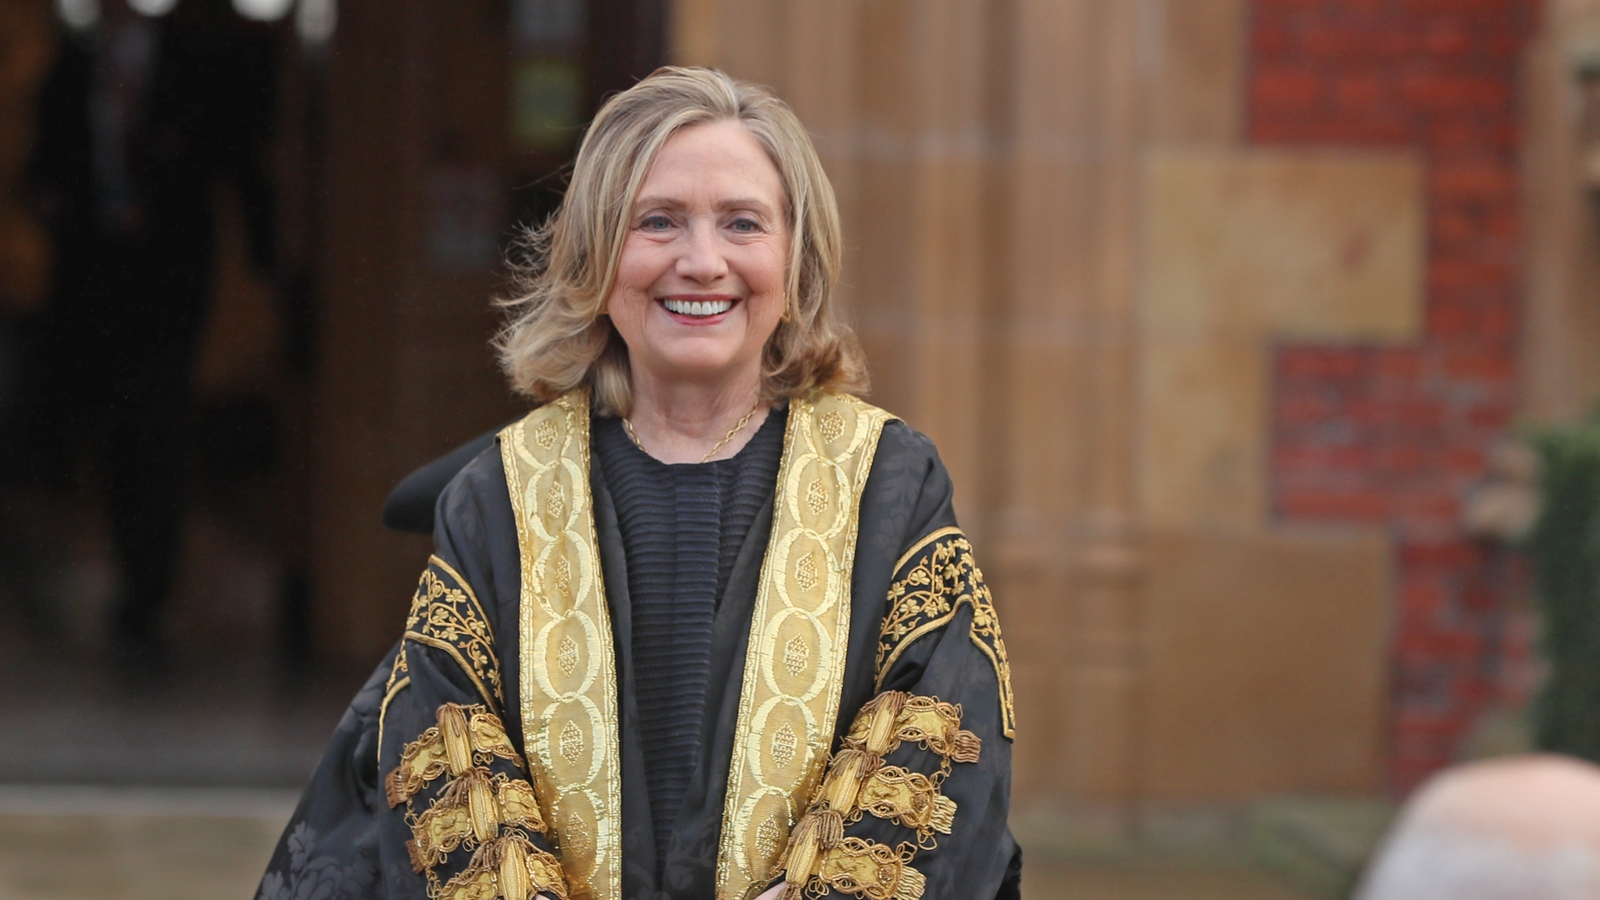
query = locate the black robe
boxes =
[257,394,1020,900]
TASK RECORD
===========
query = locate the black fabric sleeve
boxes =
[255,648,393,899]
[258,454,566,900]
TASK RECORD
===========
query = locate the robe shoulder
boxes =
[857,418,958,562]
[426,441,527,738]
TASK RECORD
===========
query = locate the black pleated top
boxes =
[591,408,787,866]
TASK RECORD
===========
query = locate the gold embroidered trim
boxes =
[409,767,498,870]
[856,767,955,839]
[388,724,452,809]
[715,394,894,900]
[778,689,972,898]
[386,705,525,808]
[379,646,411,763]
[439,831,570,900]
[878,530,1016,739]
[391,704,566,899]
[503,391,621,900]
[815,838,925,900]
[844,693,982,771]
[498,780,546,833]
[404,557,503,709]
[783,838,925,900]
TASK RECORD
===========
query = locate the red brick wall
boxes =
[1249,0,1539,793]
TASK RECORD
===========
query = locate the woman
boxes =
[258,67,1019,900]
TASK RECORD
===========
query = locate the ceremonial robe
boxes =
[257,390,1020,900]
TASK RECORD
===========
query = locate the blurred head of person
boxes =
[1356,754,1600,900]
[496,66,867,417]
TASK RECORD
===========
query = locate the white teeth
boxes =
[663,298,734,317]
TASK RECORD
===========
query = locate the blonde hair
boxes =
[495,66,868,416]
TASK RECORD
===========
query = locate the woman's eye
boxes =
[640,215,673,231]
[729,217,761,234]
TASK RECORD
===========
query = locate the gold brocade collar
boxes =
[500,389,893,900]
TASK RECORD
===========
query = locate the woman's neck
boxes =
[625,372,771,464]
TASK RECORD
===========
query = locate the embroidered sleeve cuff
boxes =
[389,703,563,899]
[781,838,925,900]
[779,690,979,898]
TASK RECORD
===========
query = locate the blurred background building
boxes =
[1,0,1599,897]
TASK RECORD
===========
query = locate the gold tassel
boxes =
[951,729,982,764]
[894,865,926,900]
[783,813,825,887]
[466,770,498,843]
[438,704,475,776]
[386,767,410,810]
[821,749,875,813]
[864,692,908,756]
[498,836,532,900]
[405,838,427,875]
[814,808,843,849]
[930,795,956,835]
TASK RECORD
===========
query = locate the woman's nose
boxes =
[677,220,728,283]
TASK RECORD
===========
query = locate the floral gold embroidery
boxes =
[878,529,1015,739]
[405,557,503,709]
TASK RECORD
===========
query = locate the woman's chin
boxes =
[636,348,757,387]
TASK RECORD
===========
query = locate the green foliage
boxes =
[1527,416,1600,760]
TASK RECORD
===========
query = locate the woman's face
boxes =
[606,120,790,395]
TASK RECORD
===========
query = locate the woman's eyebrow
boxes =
[716,197,776,213]
[631,195,684,211]
[631,195,778,215]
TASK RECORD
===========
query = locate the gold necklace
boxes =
[624,402,762,464]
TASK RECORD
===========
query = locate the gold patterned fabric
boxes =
[501,390,893,900]
[715,394,892,900]
[501,391,622,900]
[388,703,566,900]
[878,529,1016,738]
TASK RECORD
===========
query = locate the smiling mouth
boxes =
[661,297,735,317]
